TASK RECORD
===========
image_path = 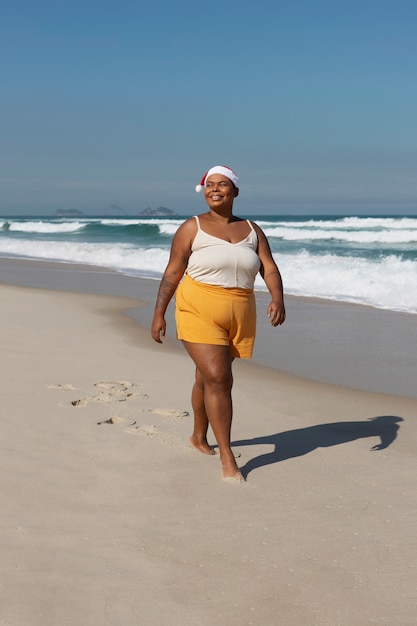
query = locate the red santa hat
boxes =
[195,165,239,192]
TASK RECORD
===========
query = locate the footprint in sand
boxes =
[94,381,132,389]
[55,380,148,407]
[71,398,89,407]
[130,424,159,436]
[125,423,183,447]
[151,408,189,420]
[92,381,147,402]
[94,381,136,395]
[96,416,125,425]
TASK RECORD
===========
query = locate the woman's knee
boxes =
[203,367,233,389]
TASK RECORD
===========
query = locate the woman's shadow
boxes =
[230,415,404,480]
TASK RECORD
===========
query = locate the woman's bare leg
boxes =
[189,367,215,455]
[182,341,242,480]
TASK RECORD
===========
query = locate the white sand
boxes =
[1,282,417,626]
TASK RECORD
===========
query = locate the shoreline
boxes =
[1,256,416,399]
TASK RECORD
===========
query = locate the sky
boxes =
[1,0,417,216]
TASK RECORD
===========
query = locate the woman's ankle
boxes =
[189,434,215,455]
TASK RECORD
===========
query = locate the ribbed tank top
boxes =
[186,215,261,289]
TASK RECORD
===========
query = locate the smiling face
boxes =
[204,174,239,212]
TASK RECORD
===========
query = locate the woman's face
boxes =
[204,174,239,211]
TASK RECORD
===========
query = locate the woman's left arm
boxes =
[253,223,286,327]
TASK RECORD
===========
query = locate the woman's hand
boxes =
[267,300,286,327]
[151,312,166,343]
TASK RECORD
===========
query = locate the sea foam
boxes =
[1,214,417,314]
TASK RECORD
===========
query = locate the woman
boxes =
[151,165,285,481]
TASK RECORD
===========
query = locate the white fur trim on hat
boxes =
[195,165,239,192]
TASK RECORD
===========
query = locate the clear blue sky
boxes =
[1,0,417,215]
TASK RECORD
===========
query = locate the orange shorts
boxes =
[175,274,256,359]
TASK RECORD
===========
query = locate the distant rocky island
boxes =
[54,206,178,218]
[55,209,85,217]
[137,207,178,217]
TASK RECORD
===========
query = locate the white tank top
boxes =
[186,216,261,289]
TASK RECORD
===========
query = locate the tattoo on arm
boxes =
[155,277,178,311]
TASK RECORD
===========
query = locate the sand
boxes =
[1,261,417,625]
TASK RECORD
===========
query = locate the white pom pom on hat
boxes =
[195,165,239,192]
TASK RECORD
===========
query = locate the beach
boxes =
[1,258,417,625]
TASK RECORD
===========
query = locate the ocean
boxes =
[1,214,417,315]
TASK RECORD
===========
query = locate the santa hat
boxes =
[195,165,239,192]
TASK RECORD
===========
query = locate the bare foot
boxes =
[189,435,216,455]
[220,453,244,481]
[222,472,245,483]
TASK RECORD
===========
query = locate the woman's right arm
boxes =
[151,219,196,343]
